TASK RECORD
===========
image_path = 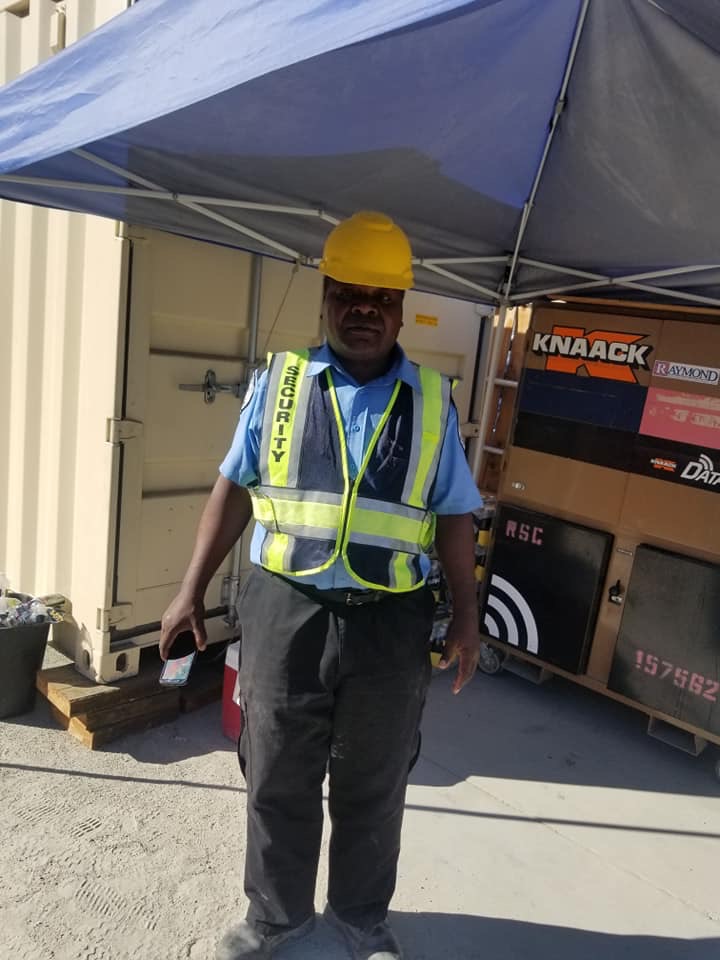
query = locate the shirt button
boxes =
[351,424,361,433]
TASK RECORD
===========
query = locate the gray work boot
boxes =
[215,916,315,959]
[324,905,403,960]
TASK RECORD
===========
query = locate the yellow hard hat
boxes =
[319,211,414,290]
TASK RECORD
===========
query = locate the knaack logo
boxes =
[532,325,653,383]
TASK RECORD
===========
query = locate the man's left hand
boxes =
[437,615,481,694]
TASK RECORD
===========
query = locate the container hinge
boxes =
[50,7,66,54]
[115,222,148,242]
[106,418,143,444]
[97,603,133,632]
[460,421,481,439]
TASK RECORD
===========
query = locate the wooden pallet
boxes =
[37,655,224,749]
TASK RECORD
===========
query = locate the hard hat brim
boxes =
[320,260,414,291]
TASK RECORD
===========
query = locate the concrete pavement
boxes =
[1,657,718,959]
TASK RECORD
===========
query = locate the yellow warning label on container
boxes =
[415,314,439,327]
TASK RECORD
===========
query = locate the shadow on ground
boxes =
[274,911,720,960]
[1,693,63,730]
[8,649,720,794]
[411,669,720,797]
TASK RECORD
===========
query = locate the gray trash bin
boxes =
[0,621,50,719]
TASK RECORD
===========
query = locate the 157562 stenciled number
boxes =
[634,650,719,702]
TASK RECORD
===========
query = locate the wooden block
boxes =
[41,653,222,748]
[78,689,181,732]
[50,705,70,731]
[37,660,165,718]
[64,701,179,750]
[48,696,179,748]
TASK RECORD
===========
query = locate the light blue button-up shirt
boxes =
[220,344,483,588]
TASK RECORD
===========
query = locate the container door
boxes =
[113,230,323,639]
[608,545,720,736]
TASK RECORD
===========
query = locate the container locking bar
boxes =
[179,369,247,404]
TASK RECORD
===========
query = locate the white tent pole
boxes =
[0,174,168,198]
[73,147,162,189]
[517,257,608,281]
[416,261,500,301]
[70,149,306,260]
[176,198,303,258]
[0,169,340,223]
[612,264,720,283]
[422,256,509,266]
[504,0,591,299]
[514,276,720,307]
[69,151,504,302]
[468,3,591,486]
[510,279,610,301]
[183,197,340,221]
[471,301,509,483]
[21,141,720,308]
[72,149,339,223]
[73,149,340,221]
[612,281,720,308]
[518,256,720,285]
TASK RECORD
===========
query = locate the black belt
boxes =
[275,574,387,607]
[318,587,386,606]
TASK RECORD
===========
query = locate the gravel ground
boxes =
[1,647,719,960]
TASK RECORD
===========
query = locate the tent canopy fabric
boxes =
[1,0,719,306]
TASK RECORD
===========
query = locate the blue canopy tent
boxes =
[1,0,719,473]
[1,0,719,307]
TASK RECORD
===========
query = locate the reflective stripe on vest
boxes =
[248,350,451,590]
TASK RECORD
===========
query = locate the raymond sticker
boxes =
[531,325,652,383]
[653,360,720,387]
[640,387,720,451]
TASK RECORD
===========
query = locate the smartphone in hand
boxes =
[159,631,197,686]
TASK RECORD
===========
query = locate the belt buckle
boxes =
[344,590,382,606]
[344,591,364,606]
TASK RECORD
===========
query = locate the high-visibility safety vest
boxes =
[248,349,453,592]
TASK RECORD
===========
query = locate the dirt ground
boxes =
[1,648,719,960]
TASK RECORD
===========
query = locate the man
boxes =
[159,211,482,960]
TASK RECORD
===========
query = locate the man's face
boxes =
[322,279,404,366]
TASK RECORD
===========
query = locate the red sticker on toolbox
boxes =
[639,387,720,450]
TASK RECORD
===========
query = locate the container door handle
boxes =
[608,580,624,605]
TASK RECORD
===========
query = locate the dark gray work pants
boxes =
[236,567,435,936]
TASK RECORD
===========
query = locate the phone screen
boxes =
[159,651,196,686]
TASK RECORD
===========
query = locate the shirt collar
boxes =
[306,343,421,391]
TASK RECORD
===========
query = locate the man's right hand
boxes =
[157,476,252,661]
[158,589,208,661]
